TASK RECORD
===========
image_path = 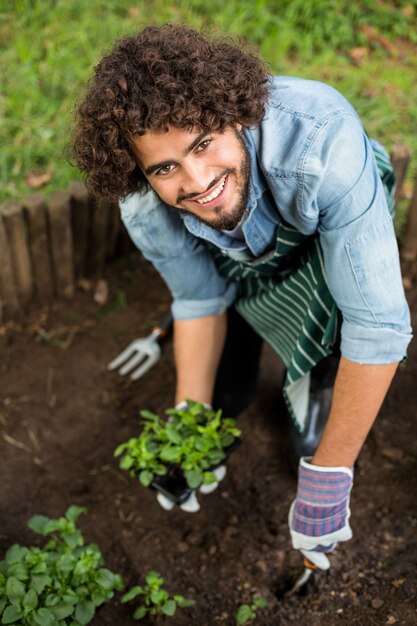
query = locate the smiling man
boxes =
[133,125,250,230]
[72,24,412,571]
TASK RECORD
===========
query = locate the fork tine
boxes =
[118,352,148,376]
[108,341,144,370]
[130,353,160,380]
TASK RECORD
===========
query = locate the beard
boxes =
[177,129,251,231]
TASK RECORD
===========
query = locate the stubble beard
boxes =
[178,129,251,231]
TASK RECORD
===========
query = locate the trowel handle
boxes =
[155,311,173,339]
[303,558,318,570]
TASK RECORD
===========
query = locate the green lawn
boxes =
[2,0,416,222]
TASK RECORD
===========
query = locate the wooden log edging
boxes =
[0,182,133,319]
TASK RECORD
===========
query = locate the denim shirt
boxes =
[120,77,412,364]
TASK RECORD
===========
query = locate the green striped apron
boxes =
[210,143,396,432]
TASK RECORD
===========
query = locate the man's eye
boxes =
[156,164,175,176]
[196,139,211,152]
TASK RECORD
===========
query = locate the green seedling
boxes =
[235,597,269,625]
[0,506,123,626]
[121,570,195,620]
[114,400,241,490]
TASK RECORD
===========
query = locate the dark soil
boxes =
[1,253,417,626]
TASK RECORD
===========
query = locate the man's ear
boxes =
[236,123,243,132]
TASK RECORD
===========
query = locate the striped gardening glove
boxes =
[289,457,354,570]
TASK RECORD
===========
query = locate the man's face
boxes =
[132,124,251,230]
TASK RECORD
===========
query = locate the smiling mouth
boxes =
[191,174,228,206]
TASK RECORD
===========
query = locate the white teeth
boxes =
[196,177,226,204]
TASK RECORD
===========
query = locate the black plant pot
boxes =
[149,438,240,505]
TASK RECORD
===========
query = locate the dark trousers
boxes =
[212,307,339,418]
[212,308,263,416]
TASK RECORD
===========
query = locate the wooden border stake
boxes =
[107,200,121,261]
[23,193,54,299]
[48,191,75,298]
[88,196,110,277]
[68,181,90,279]
[391,145,412,207]
[0,200,33,306]
[0,214,20,318]
[402,173,417,263]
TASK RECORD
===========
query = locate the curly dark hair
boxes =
[71,24,271,200]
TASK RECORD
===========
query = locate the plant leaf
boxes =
[139,470,153,487]
[174,595,196,607]
[96,568,117,591]
[119,455,134,470]
[27,516,50,535]
[8,562,28,581]
[161,600,176,616]
[121,586,143,603]
[220,433,235,448]
[44,593,60,607]
[43,519,63,535]
[62,593,78,606]
[56,553,75,576]
[31,575,51,595]
[159,446,181,462]
[32,608,55,626]
[6,577,25,606]
[140,410,160,421]
[133,605,147,620]
[253,597,269,608]
[114,442,128,457]
[91,592,107,607]
[1,605,23,624]
[65,530,83,550]
[184,469,203,489]
[165,424,182,444]
[23,588,38,610]
[4,545,29,566]
[65,506,87,523]
[49,603,75,620]
[75,600,95,625]
[202,471,217,484]
[150,589,168,605]
[236,604,255,624]
[145,571,163,586]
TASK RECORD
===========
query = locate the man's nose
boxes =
[180,161,213,196]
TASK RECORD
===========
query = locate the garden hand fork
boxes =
[286,557,317,595]
[108,312,173,380]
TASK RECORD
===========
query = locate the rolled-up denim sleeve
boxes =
[119,191,237,319]
[305,114,412,364]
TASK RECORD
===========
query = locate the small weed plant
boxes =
[0,506,123,626]
[121,570,195,620]
[114,400,241,489]
[235,597,269,625]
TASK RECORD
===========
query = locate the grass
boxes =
[1,0,417,214]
